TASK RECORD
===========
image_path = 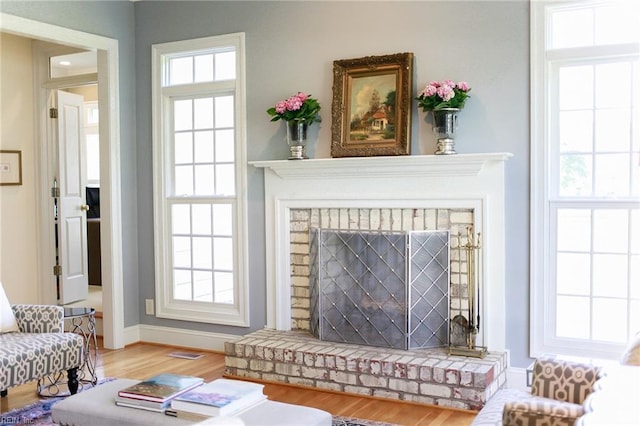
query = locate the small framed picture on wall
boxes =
[0,150,23,186]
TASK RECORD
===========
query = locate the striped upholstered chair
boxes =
[0,304,84,397]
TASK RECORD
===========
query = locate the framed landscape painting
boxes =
[331,52,413,158]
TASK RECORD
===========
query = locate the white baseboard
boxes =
[122,324,241,352]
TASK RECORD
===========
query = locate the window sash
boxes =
[152,33,248,327]
[531,0,640,360]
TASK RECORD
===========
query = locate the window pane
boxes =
[194,165,215,195]
[559,110,593,153]
[216,164,235,196]
[559,66,593,110]
[557,296,590,339]
[173,236,191,268]
[592,298,627,342]
[559,155,592,196]
[214,237,233,270]
[194,97,214,130]
[213,204,233,236]
[85,103,99,124]
[215,129,235,162]
[194,131,214,163]
[593,209,628,253]
[595,109,631,153]
[593,254,627,298]
[632,210,640,254]
[215,96,234,128]
[173,269,192,300]
[557,209,591,251]
[191,204,211,235]
[169,57,193,86]
[550,8,593,49]
[594,153,629,196]
[630,300,639,337]
[595,63,631,108]
[174,165,193,196]
[194,54,214,83]
[215,51,236,81]
[172,204,191,234]
[174,100,192,131]
[594,3,640,46]
[214,271,234,304]
[192,237,212,269]
[194,271,213,302]
[174,132,193,164]
[557,253,590,295]
[630,255,639,299]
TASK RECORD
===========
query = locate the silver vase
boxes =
[286,120,308,160]
[432,108,460,155]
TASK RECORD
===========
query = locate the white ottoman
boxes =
[52,379,332,426]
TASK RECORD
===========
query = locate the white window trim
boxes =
[151,33,249,327]
[530,1,640,359]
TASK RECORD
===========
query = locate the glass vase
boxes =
[286,120,308,160]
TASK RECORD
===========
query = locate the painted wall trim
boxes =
[124,324,241,352]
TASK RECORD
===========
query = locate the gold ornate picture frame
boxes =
[331,52,413,158]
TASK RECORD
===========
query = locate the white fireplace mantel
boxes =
[250,152,512,179]
[251,152,512,351]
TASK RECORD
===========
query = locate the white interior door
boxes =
[56,90,89,304]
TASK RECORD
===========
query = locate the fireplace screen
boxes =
[309,228,450,350]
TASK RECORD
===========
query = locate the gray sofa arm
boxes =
[11,304,64,333]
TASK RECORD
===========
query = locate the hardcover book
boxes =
[115,399,169,413]
[114,395,172,411]
[117,374,204,403]
[171,378,266,417]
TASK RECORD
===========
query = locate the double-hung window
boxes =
[152,33,248,326]
[531,1,639,359]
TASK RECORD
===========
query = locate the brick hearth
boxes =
[224,329,507,410]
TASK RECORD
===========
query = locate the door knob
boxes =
[81,204,90,211]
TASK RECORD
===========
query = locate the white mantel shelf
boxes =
[249,152,513,179]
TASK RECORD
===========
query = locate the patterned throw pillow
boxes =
[620,332,640,366]
[531,357,600,405]
[0,281,19,333]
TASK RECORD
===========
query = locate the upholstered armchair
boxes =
[472,357,602,426]
[1,304,84,397]
[501,357,602,426]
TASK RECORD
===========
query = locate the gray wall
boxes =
[0,0,140,328]
[2,1,531,368]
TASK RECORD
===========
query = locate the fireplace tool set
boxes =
[449,226,488,358]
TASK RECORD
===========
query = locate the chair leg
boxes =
[1,389,7,398]
[67,367,79,395]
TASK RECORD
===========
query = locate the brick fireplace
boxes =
[227,153,512,409]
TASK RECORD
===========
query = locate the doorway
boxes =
[0,12,124,349]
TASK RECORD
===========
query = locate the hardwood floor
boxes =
[0,341,476,425]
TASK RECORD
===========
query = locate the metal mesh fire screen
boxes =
[309,228,450,350]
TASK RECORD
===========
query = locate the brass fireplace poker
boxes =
[449,225,488,358]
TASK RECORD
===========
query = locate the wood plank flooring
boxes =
[0,341,476,425]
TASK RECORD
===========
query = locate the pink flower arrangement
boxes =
[267,92,321,123]
[416,80,471,111]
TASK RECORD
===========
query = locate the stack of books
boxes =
[115,373,204,412]
[166,378,267,420]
